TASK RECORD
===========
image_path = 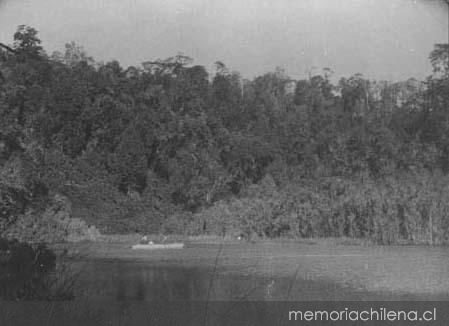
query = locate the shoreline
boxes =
[52,233,447,247]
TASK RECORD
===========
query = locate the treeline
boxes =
[1,26,449,243]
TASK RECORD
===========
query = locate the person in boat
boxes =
[139,234,169,245]
[139,236,154,245]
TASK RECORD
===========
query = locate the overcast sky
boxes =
[0,0,447,81]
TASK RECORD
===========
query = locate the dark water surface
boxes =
[1,242,449,325]
[70,242,449,300]
[73,260,410,302]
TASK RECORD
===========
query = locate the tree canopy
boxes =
[1,26,449,242]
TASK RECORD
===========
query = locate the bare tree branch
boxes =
[0,43,17,54]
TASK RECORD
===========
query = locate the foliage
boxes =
[1,26,449,243]
[191,172,449,244]
[0,238,60,300]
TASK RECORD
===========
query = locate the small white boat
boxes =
[131,243,185,250]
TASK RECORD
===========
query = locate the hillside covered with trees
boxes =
[1,26,449,244]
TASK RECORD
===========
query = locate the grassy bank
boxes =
[161,173,449,246]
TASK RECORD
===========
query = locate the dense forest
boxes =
[1,26,449,244]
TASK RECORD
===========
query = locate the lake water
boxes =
[1,242,449,325]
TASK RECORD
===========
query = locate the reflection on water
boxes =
[3,243,449,302]
[74,260,384,302]
[2,244,449,325]
[0,239,74,301]
[75,261,261,301]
